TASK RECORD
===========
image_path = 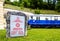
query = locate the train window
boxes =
[54,18,58,20]
[29,16,33,20]
[33,16,36,20]
[54,16,58,20]
[38,17,40,20]
[29,16,36,20]
[29,16,31,19]
[45,18,48,20]
[40,17,45,20]
[52,16,58,20]
[40,16,51,20]
[31,16,33,19]
[58,17,60,20]
[36,17,40,20]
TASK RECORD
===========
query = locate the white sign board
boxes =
[10,15,25,37]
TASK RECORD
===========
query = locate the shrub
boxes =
[12,1,20,6]
[42,2,48,9]
[34,9,40,14]
[5,0,11,4]
[55,0,60,12]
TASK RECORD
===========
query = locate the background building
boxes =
[10,0,19,2]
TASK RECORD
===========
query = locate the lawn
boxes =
[0,28,60,41]
[4,4,60,14]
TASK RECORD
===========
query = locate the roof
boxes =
[30,14,60,17]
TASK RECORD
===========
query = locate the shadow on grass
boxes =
[30,27,60,29]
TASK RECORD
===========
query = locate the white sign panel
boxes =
[10,15,25,37]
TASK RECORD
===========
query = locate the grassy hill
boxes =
[4,4,60,14]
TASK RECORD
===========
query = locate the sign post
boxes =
[6,11,27,37]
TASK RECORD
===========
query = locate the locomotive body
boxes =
[28,14,60,27]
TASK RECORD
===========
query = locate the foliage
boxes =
[4,0,60,12]
[29,0,43,9]
[4,4,60,14]
[34,9,41,14]
[56,0,60,12]
[23,0,30,8]
[5,0,11,4]
[42,2,48,9]
[12,1,20,7]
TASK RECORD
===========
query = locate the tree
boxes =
[30,0,43,9]
[53,0,56,9]
[5,0,10,4]
[47,0,56,10]
[56,0,60,12]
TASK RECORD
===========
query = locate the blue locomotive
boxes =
[28,14,60,27]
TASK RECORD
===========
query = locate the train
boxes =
[28,14,60,27]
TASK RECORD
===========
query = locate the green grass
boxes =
[4,4,60,14]
[0,28,60,41]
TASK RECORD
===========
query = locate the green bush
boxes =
[5,0,11,4]
[34,9,40,14]
[23,2,30,8]
[4,0,57,10]
[55,0,60,12]
[12,1,20,6]
[56,6,60,12]
[42,2,48,9]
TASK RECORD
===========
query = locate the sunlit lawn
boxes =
[0,28,60,41]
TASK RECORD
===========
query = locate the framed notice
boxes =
[6,11,27,38]
[10,15,25,37]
